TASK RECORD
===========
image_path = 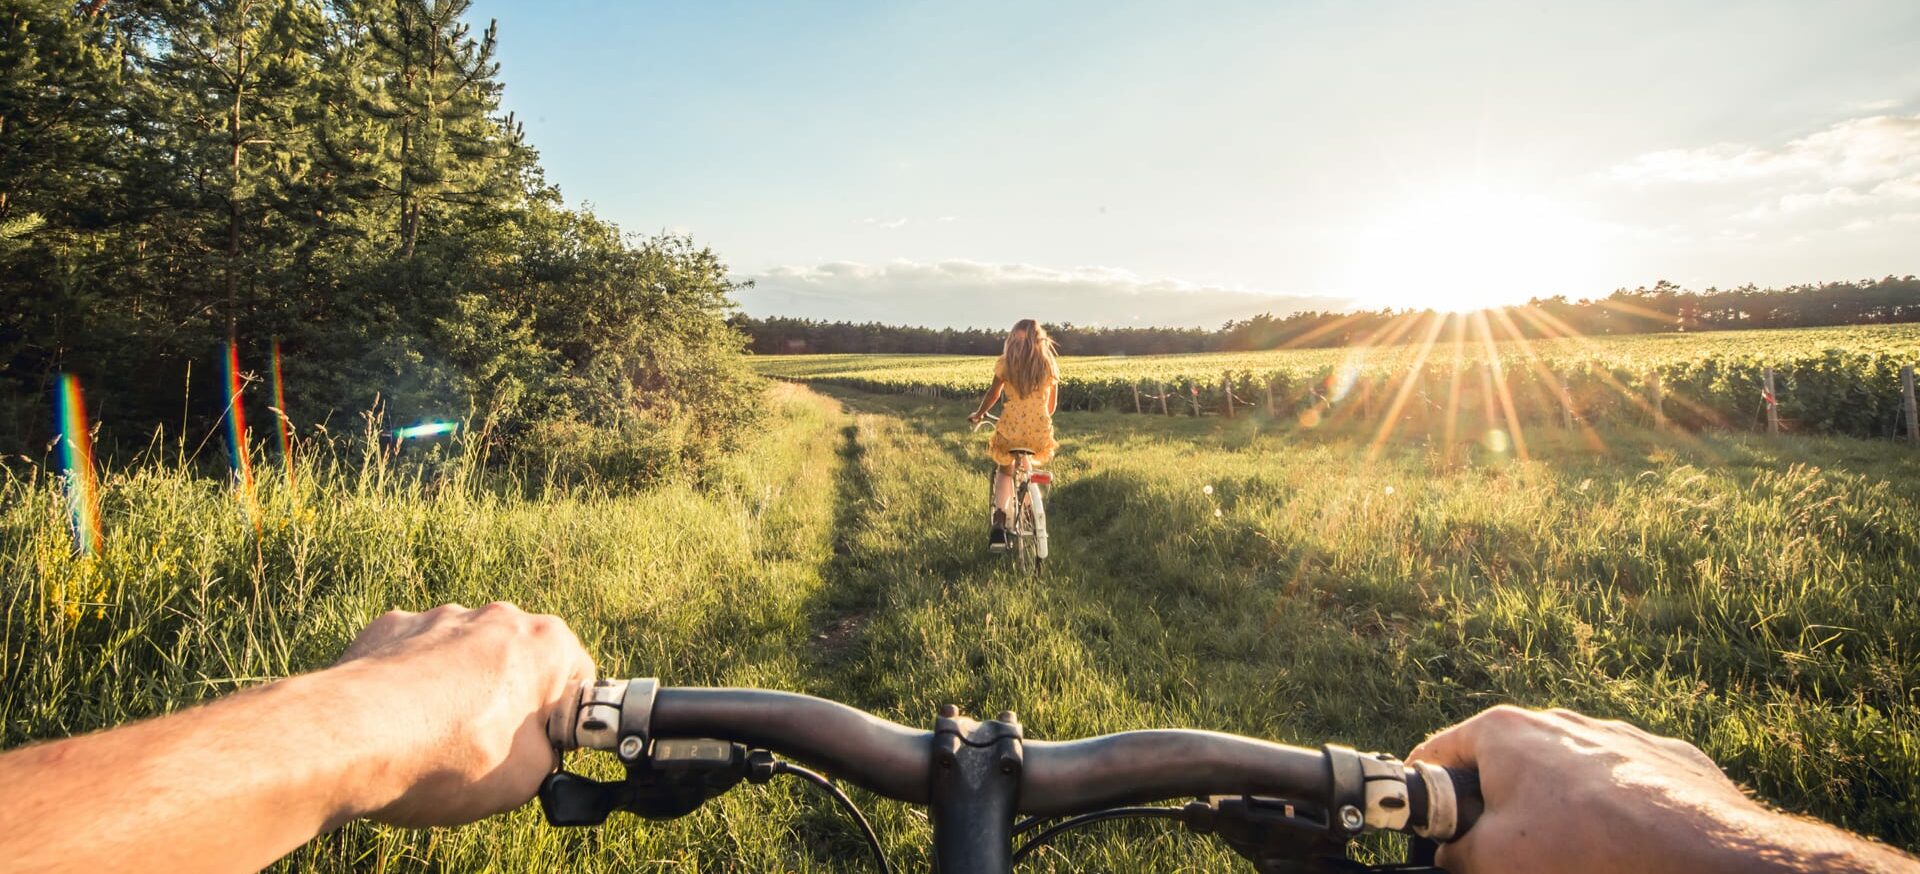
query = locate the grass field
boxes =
[4,380,1917,869]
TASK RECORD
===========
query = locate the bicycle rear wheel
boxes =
[1012,502,1041,576]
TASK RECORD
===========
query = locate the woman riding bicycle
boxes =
[967,319,1060,551]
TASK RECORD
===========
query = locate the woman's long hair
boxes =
[1000,319,1059,399]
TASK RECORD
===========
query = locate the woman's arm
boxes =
[1047,382,1059,415]
[0,603,594,873]
[970,375,1006,422]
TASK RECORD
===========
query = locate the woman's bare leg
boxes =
[992,464,1016,520]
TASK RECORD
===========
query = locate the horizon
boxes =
[485,1,1920,329]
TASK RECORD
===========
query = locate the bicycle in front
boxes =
[971,412,1051,575]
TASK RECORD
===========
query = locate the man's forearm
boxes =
[1718,802,1918,874]
[0,665,410,873]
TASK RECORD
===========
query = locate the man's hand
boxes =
[331,602,596,826]
[0,601,595,873]
[1410,706,1917,874]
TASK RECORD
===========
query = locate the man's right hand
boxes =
[330,602,596,828]
[1410,705,1917,874]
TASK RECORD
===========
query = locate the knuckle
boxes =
[1482,704,1537,725]
[479,600,519,616]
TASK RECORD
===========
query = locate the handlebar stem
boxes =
[929,708,1024,873]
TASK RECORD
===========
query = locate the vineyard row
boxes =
[780,350,1920,441]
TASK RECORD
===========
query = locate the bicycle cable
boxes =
[768,760,892,874]
[1011,806,1188,866]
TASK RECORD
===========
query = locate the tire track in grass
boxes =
[791,386,1246,871]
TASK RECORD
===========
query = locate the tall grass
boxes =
[3,381,1914,870]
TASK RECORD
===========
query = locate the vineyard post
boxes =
[1158,380,1169,416]
[1187,381,1200,416]
[1264,377,1275,417]
[1763,367,1779,435]
[1222,373,1234,419]
[1132,382,1142,414]
[1904,365,1918,443]
[1558,377,1574,430]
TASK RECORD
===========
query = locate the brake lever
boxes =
[539,738,750,826]
[1184,796,1450,874]
[538,770,623,826]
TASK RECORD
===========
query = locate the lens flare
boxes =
[270,339,294,490]
[394,421,458,441]
[224,341,259,527]
[56,374,103,556]
[1329,345,1369,403]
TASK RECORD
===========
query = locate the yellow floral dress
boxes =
[989,357,1058,466]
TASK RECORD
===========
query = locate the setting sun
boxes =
[1341,188,1611,312]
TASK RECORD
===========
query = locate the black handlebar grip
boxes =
[1448,767,1483,839]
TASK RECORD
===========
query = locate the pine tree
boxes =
[0,0,129,416]
[137,0,328,337]
[346,0,523,258]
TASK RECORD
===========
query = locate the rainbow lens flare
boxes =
[394,421,458,441]
[270,339,294,490]
[56,374,103,556]
[224,341,259,526]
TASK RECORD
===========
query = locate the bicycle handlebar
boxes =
[550,681,1481,842]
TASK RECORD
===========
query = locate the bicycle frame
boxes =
[974,414,1050,573]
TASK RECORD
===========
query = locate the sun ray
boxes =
[1486,307,1609,454]
[1470,310,1529,461]
[1368,311,1449,459]
[1509,305,1727,460]
[1318,311,1424,430]
[1443,314,1467,465]
[1273,311,1372,351]
[1593,297,1684,332]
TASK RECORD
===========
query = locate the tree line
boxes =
[1,0,756,473]
[736,276,1920,356]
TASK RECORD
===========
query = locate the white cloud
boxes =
[735,259,1352,329]
[1612,114,1920,186]
[1610,114,1920,223]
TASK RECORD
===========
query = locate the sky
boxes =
[481,0,1920,329]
